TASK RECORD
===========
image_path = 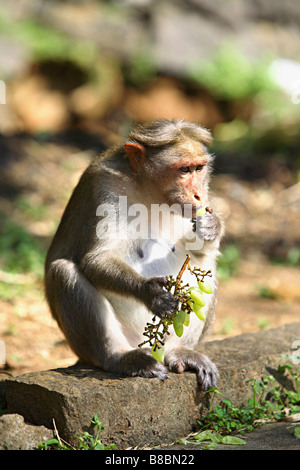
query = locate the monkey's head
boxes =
[124,119,213,216]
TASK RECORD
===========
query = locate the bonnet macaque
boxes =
[45,119,224,390]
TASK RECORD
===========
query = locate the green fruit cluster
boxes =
[172,279,213,338]
[138,255,213,363]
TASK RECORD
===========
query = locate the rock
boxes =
[69,65,123,121]
[3,0,300,83]
[151,1,228,76]
[0,97,25,135]
[124,77,223,127]
[0,37,30,80]
[161,422,300,451]
[11,75,70,133]
[215,422,300,451]
[5,323,300,450]
[0,413,53,450]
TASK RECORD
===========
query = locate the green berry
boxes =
[198,280,213,294]
[196,207,206,216]
[189,287,206,307]
[151,344,164,362]
[175,309,185,325]
[183,311,190,326]
[173,322,184,337]
[192,304,206,321]
[173,310,186,337]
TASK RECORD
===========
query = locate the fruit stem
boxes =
[174,254,191,296]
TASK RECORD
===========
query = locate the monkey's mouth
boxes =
[165,195,201,217]
[191,207,198,217]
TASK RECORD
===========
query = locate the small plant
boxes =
[218,317,235,336]
[138,254,213,363]
[289,424,300,439]
[257,284,279,300]
[75,414,117,450]
[181,363,300,449]
[37,414,117,450]
[217,244,240,281]
[179,430,246,450]
[257,316,270,330]
[0,213,45,279]
[125,47,157,87]
[188,44,274,101]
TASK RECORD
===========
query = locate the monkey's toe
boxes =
[196,361,219,391]
[165,349,219,391]
[169,361,185,374]
[132,361,169,381]
[120,348,169,380]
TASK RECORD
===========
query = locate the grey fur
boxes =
[44,119,224,390]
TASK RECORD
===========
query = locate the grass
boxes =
[37,414,117,451]
[0,212,46,300]
[0,213,45,277]
[217,244,240,281]
[188,44,275,101]
[180,362,300,449]
[0,15,97,72]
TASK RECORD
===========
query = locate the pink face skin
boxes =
[124,139,210,215]
[168,159,208,215]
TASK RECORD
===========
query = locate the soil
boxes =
[0,134,299,377]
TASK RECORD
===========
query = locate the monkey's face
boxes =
[124,138,212,216]
[158,140,211,216]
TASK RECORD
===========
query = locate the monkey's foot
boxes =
[112,348,169,381]
[166,349,219,391]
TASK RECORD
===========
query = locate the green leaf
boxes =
[93,443,105,450]
[193,430,213,441]
[205,387,223,395]
[294,427,300,439]
[43,438,60,447]
[194,430,222,444]
[202,442,219,450]
[220,435,246,445]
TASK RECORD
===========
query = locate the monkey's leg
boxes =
[164,348,219,391]
[45,259,169,380]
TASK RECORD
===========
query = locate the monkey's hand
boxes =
[143,277,178,318]
[191,212,221,242]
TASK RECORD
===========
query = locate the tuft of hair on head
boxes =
[127,119,213,149]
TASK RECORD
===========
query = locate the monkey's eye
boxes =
[179,166,190,174]
[196,165,204,172]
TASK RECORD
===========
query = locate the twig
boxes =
[52,418,63,447]
[280,413,300,422]
[52,418,76,450]
[174,254,191,296]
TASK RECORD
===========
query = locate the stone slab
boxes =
[5,323,300,449]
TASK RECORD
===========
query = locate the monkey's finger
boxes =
[156,276,169,287]
[196,360,219,391]
[190,218,197,233]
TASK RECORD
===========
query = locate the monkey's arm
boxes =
[79,252,177,317]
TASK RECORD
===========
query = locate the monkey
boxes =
[44,119,224,391]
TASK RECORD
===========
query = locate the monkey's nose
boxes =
[194,193,201,203]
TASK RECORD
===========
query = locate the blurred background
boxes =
[0,0,299,375]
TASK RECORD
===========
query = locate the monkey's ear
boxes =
[124,143,146,172]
